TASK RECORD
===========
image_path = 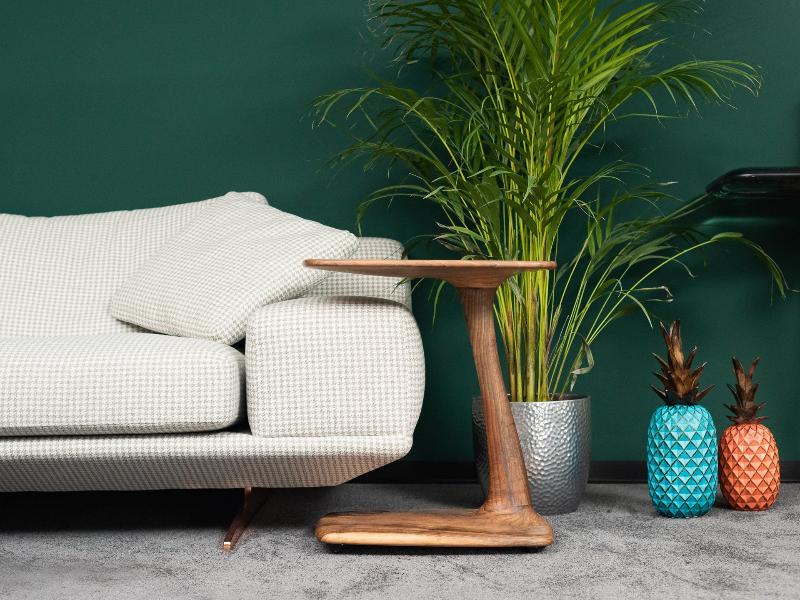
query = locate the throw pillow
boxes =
[111,196,358,344]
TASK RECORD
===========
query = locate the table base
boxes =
[316,507,553,547]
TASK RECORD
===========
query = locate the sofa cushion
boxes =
[0,191,266,337]
[0,334,244,436]
[110,199,359,344]
[302,237,412,309]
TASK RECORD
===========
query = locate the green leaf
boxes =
[315,0,784,402]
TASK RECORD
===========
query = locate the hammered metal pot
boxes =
[472,395,591,515]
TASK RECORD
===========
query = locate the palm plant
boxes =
[314,0,788,402]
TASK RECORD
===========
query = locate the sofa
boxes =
[0,192,425,500]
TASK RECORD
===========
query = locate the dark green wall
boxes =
[2,1,797,461]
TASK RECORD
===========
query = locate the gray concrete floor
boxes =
[0,483,798,599]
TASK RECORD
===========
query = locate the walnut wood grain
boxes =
[303,259,556,288]
[459,287,532,512]
[306,258,556,548]
[316,508,552,547]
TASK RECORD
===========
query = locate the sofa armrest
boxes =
[245,296,425,438]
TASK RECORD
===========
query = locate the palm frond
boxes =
[315,0,787,400]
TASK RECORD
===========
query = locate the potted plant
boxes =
[314,0,788,513]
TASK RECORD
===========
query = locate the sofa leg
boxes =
[222,487,268,551]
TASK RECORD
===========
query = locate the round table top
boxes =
[303,259,556,288]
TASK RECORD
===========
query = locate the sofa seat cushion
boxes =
[0,334,244,436]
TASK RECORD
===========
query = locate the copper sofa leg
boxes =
[223,487,268,551]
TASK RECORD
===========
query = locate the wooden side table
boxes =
[304,259,557,548]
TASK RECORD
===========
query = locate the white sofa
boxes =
[0,193,425,492]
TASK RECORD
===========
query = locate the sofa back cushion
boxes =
[302,237,411,309]
[0,192,266,337]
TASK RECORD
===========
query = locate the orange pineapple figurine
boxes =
[719,357,780,510]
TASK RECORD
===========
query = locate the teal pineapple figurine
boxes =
[647,321,718,517]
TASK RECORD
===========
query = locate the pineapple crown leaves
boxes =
[651,320,714,406]
[724,357,767,424]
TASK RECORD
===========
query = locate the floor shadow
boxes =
[0,485,484,535]
[0,488,241,532]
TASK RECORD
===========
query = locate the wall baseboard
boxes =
[354,460,800,484]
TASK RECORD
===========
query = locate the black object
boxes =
[706,167,800,200]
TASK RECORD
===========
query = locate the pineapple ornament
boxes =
[719,358,780,510]
[647,321,718,518]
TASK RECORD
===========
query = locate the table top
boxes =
[303,259,556,288]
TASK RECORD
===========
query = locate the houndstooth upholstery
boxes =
[0,334,244,436]
[245,296,424,438]
[0,191,266,337]
[0,432,411,491]
[0,187,423,491]
[111,198,358,344]
[303,237,411,309]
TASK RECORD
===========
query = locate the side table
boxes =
[304,259,556,548]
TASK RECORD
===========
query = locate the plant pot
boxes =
[472,395,591,515]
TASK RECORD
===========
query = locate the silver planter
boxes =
[472,395,591,515]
